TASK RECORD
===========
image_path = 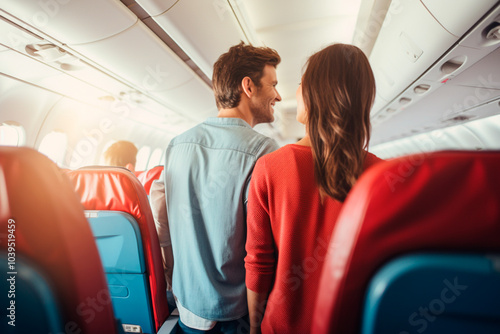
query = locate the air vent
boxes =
[484,20,500,41]
[399,97,412,106]
[440,56,466,75]
[26,43,66,62]
[25,43,85,71]
[448,115,472,122]
[414,84,430,94]
[386,108,397,113]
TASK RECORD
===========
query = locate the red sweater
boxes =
[245,144,381,333]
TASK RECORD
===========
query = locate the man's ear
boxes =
[125,163,135,172]
[241,76,254,99]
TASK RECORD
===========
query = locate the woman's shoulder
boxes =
[364,151,384,169]
[260,143,311,162]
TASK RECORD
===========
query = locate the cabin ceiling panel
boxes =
[263,16,359,102]
[240,0,361,30]
[133,0,178,17]
[0,0,137,45]
[236,0,361,142]
[241,0,360,104]
[149,0,248,78]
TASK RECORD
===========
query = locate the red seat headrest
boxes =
[312,150,500,333]
[65,166,169,331]
[0,147,117,333]
[135,165,164,195]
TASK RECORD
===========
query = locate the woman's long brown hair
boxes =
[302,44,375,202]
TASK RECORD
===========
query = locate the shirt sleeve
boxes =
[245,157,276,294]
[150,170,173,289]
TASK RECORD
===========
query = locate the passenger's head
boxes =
[298,43,376,201]
[103,140,138,172]
[213,42,281,122]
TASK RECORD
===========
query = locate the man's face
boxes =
[249,65,281,124]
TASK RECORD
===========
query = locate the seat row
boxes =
[1,146,500,333]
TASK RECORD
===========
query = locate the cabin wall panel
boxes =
[0,75,61,148]
[37,97,173,168]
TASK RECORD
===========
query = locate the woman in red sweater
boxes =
[245,43,382,334]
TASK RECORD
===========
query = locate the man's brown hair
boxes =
[212,42,281,110]
[103,140,138,168]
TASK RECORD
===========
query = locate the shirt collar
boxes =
[204,117,252,128]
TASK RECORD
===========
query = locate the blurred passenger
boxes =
[103,140,138,172]
[150,42,282,333]
[245,44,383,334]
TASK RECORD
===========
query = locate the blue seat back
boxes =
[363,253,500,334]
[86,210,154,333]
[1,253,63,334]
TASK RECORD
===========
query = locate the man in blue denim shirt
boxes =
[150,42,281,333]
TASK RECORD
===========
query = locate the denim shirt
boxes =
[164,117,279,320]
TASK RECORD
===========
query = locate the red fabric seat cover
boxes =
[312,151,500,333]
[66,167,169,332]
[135,165,163,195]
[0,147,117,333]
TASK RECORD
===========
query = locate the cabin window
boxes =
[136,146,151,171]
[38,131,68,166]
[0,122,26,146]
[147,148,163,169]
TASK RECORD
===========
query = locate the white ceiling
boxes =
[239,0,362,141]
[1,0,499,151]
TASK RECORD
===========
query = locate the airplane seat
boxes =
[0,147,117,334]
[362,253,500,334]
[311,150,500,334]
[65,166,169,334]
[135,165,163,195]
[1,252,63,333]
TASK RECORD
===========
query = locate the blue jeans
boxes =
[176,315,249,334]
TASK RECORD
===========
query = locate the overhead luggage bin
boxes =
[369,0,457,103]
[421,0,499,37]
[0,0,137,45]
[69,21,193,93]
[369,2,500,145]
[140,0,249,78]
